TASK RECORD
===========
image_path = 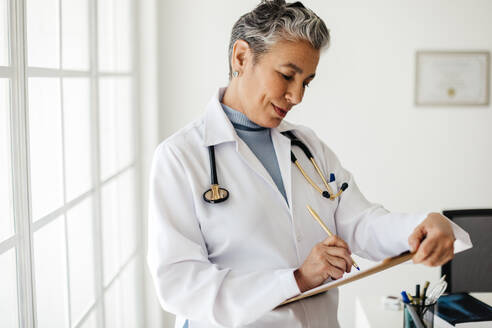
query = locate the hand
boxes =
[294,235,354,292]
[408,212,455,266]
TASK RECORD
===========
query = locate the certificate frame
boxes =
[415,51,490,106]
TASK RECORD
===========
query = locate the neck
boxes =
[222,81,245,115]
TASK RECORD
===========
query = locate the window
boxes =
[0,0,143,327]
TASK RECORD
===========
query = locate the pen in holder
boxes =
[403,301,436,328]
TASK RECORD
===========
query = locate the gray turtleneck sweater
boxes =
[221,103,288,203]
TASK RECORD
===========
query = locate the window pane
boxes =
[118,169,137,262]
[66,197,95,325]
[63,78,92,201]
[101,177,119,286]
[120,257,142,328]
[62,0,89,70]
[0,79,14,242]
[98,0,133,72]
[26,0,60,68]
[99,77,134,180]
[28,78,64,221]
[33,217,69,328]
[78,309,98,328]
[0,248,19,328]
[101,169,138,286]
[0,0,9,66]
[104,278,122,328]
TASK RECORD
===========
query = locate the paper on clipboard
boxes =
[279,250,414,306]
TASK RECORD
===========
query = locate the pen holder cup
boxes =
[403,302,436,328]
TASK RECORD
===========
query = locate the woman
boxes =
[147,1,471,327]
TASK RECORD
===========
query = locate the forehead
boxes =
[261,39,320,72]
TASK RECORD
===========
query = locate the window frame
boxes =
[1,0,144,327]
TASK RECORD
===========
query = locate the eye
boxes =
[303,82,310,88]
[281,73,293,81]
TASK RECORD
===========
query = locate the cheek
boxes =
[263,76,286,101]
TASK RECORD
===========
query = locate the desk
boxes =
[337,257,492,328]
[356,293,492,327]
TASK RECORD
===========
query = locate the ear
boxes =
[231,39,252,74]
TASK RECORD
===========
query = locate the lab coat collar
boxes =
[203,87,237,147]
[203,86,297,212]
[277,118,297,133]
[203,87,298,147]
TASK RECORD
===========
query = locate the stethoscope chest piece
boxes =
[203,145,230,204]
[203,184,229,204]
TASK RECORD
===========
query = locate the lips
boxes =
[272,104,288,118]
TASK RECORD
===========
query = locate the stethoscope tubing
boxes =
[203,131,348,204]
[208,146,218,185]
[282,131,348,200]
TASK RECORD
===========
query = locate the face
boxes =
[232,39,320,128]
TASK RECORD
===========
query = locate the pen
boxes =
[401,291,411,304]
[306,205,360,271]
[406,292,414,304]
[416,284,421,304]
[422,281,430,305]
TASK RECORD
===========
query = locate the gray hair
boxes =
[227,0,330,79]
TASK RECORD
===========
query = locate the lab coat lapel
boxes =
[203,87,286,206]
[235,138,281,203]
[271,128,292,212]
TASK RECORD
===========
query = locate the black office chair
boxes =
[441,209,492,293]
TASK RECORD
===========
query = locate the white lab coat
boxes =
[147,87,471,328]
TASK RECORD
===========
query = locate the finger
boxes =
[323,246,353,272]
[423,249,447,266]
[445,242,455,263]
[408,225,426,253]
[322,235,350,251]
[442,245,455,265]
[423,239,455,266]
[323,258,344,280]
[324,254,348,273]
[413,237,438,264]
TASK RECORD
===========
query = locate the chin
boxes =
[253,114,282,128]
[263,118,282,129]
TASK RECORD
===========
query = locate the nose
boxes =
[285,84,304,105]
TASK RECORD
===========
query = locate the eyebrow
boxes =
[281,62,316,79]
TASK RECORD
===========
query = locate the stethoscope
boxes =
[203,130,349,204]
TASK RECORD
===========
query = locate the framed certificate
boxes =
[415,51,490,106]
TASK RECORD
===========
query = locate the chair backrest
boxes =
[442,209,492,293]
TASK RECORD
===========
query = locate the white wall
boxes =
[157,1,492,327]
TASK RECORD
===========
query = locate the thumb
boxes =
[408,225,426,253]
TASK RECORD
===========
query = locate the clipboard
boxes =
[279,250,414,306]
